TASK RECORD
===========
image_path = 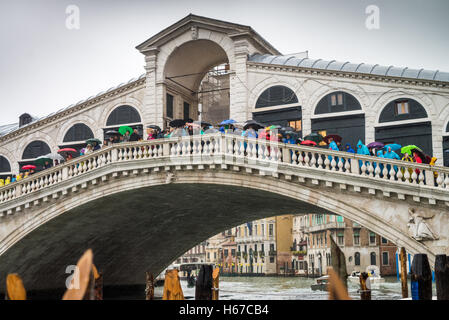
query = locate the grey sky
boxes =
[0,0,448,125]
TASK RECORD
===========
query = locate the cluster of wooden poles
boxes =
[4,247,449,300]
[358,247,449,300]
[4,249,220,300]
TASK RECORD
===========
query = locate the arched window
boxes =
[314,91,362,115]
[255,85,298,109]
[379,98,427,123]
[354,252,361,266]
[376,98,432,155]
[370,252,377,265]
[22,141,51,160]
[0,156,11,173]
[106,105,141,126]
[63,123,94,143]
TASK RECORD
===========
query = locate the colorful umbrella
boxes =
[367,141,384,149]
[383,143,402,152]
[118,126,133,136]
[58,148,78,158]
[303,133,323,144]
[86,138,102,145]
[22,165,36,170]
[401,145,422,155]
[34,156,52,166]
[323,134,342,144]
[300,140,317,146]
[44,153,65,161]
[219,119,236,125]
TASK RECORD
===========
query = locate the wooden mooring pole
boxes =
[410,253,432,300]
[195,264,213,300]
[435,254,449,300]
[145,272,155,300]
[359,272,371,300]
[212,267,220,300]
[400,247,408,299]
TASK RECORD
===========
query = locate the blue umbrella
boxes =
[220,119,236,125]
[382,143,401,152]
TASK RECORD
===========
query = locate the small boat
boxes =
[311,275,329,291]
[366,265,385,284]
[348,266,385,284]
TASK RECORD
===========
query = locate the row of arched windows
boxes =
[353,252,377,266]
[253,85,436,158]
[0,105,142,177]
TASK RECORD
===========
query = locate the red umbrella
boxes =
[323,134,342,144]
[58,148,78,158]
[300,140,317,146]
[22,165,36,170]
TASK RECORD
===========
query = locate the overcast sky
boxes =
[0,0,448,125]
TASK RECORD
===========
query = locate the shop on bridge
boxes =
[375,98,432,156]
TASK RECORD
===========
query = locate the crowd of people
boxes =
[0,118,439,187]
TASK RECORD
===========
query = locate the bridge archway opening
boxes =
[103,105,143,141]
[0,155,11,180]
[311,91,365,149]
[252,85,302,137]
[60,123,94,153]
[19,140,51,173]
[163,39,230,127]
[375,98,432,155]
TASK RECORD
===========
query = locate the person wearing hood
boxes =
[356,140,370,172]
[328,137,340,163]
[384,146,400,176]
[345,144,355,153]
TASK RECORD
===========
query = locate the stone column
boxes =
[229,40,249,123]
[142,50,163,130]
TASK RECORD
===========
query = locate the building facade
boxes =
[0,14,448,180]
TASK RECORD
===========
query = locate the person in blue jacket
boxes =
[356,140,370,172]
[383,146,400,175]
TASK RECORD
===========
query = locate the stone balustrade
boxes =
[0,133,449,216]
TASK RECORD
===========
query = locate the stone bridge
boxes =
[0,133,448,292]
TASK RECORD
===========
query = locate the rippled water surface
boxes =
[153,276,437,300]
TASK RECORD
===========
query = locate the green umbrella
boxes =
[401,145,422,155]
[34,156,52,166]
[118,126,133,136]
[86,138,102,145]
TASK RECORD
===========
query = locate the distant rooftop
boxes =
[0,74,146,138]
[248,53,449,83]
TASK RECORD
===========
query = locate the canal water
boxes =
[153,276,437,300]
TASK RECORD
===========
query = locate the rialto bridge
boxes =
[0,14,449,293]
[0,134,448,292]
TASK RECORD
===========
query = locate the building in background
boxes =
[275,215,294,275]
[177,241,207,264]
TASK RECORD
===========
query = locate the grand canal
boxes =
[151,276,437,300]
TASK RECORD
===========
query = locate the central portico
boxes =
[135,14,280,128]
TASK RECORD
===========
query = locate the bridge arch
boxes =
[0,164,439,292]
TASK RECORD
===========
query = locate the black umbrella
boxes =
[147,125,161,131]
[243,120,264,130]
[169,119,186,128]
[303,133,323,144]
[199,121,212,127]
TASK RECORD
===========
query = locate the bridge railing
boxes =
[1,133,449,206]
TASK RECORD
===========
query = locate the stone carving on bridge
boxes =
[166,172,175,184]
[407,208,439,241]
[191,26,198,40]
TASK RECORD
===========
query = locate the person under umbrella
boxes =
[129,128,141,142]
[412,150,423,176]
[383,145,400,176]
[58,148,78,160]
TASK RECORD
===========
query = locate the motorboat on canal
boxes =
[310,275,329,291]
[348,265,385,284]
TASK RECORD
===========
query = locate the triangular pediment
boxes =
[136,14,280,55]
